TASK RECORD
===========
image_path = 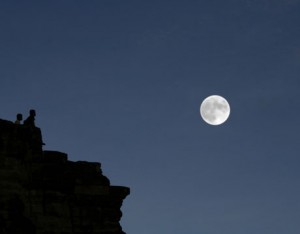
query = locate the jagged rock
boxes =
[0,118,130,234]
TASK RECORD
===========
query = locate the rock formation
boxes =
[0,118,130,234]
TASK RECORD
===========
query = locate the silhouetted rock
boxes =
[0,118,130,234]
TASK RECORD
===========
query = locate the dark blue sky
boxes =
[1,1,300,233]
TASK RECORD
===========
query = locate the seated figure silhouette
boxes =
[23,110,36,127]
[15,113,23,124]
[22,109,45,150]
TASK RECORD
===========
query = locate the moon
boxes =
[200,95,230,125]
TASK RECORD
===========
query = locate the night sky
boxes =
[1,1,300,233]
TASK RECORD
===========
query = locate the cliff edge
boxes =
[0,118,130,234]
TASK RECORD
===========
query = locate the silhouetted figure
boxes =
[23,110,36,127]
[22,109,45,152]
[14,113,23,124]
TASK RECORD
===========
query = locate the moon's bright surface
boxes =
[200,95,230,125]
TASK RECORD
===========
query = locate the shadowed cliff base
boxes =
[0,118,130,234]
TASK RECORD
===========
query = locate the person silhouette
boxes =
[23,109,45,150]
[23,110,36,127]
[15,113,23,124]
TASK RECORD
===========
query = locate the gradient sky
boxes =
[1,1,300,233]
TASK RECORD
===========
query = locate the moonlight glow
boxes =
[200,95,230,125]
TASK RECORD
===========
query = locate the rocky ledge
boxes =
[0,119,130,234]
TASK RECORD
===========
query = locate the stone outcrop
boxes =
[0,119,130,234]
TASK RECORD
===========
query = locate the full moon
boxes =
[200,95,230,125]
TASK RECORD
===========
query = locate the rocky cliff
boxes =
[0,119,130,234]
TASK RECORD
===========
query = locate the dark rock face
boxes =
[0,119,130,234]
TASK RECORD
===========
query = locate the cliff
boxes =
[0,118,130,234]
